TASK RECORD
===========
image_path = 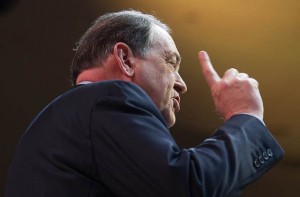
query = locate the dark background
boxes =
[1,0,299,196]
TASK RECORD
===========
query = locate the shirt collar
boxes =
[78,81,93,85]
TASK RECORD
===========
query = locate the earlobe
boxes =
[113,42,135,77]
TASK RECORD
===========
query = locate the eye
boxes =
[168,60,176,66]
[166,57,176,65]
[163,53,180,71]
[166,61,177,70]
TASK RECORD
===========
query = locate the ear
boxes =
[113,42,135,77]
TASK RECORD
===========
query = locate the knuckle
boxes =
[237,73,249,78]
[228,68,238,72]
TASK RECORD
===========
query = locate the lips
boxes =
[172,94,180,113]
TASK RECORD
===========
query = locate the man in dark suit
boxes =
[5,10,284,196]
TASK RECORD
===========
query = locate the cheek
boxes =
[160,75,176,105]
[135,63,175,109]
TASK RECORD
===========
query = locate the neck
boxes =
[76,57,131,84]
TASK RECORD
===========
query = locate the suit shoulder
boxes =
[72,81,153,106]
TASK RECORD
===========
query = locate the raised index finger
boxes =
[198,51,221,87]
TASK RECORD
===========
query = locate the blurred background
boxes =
[1,0,299,196]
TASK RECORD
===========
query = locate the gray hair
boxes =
[70,10,170,85]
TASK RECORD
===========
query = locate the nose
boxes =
[174,72,187,94]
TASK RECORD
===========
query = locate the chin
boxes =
[166,115,176,128]
[161,107,176,128]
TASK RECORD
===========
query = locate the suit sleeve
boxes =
[89,81,284,197]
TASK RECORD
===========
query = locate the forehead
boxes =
[150,25,181,61]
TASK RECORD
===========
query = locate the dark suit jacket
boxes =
[5,80,284,197]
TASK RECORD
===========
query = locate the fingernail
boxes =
[199,51,207,59]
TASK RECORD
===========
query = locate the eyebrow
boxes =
[175,53,182,64]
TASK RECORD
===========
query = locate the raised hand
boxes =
[198,51,264,121]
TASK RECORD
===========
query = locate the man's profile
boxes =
[5,10,284,197]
